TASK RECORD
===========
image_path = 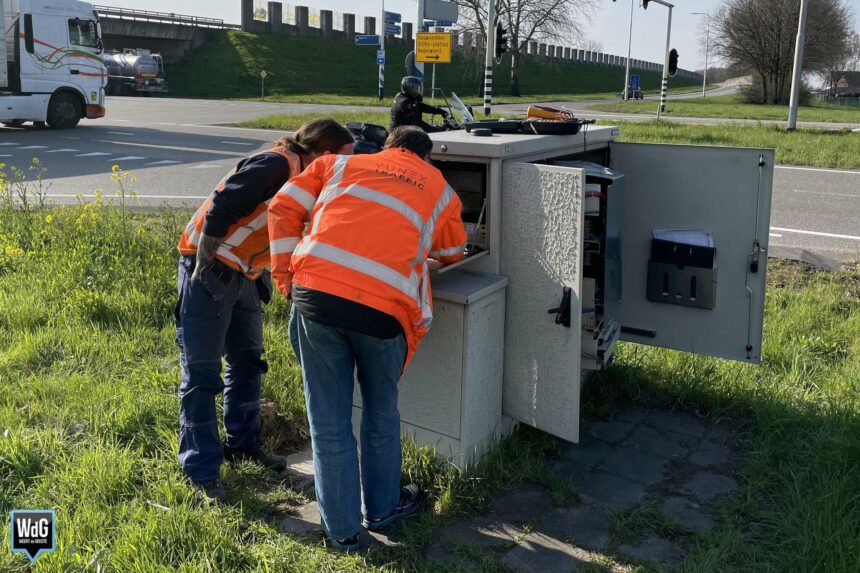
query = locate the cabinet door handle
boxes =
[70,69,80,75]
[548,287,572,328]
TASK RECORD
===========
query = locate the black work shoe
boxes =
[224,445,288,473]
[326,532,360,553]
[193,478,227,504]
[362,484,423,531]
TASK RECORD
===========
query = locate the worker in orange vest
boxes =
[175,119,355,503]
[268,126,468,551]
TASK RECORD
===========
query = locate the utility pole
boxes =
[647,0,674,119]
[788,0,810,131]
[483,0,497,116]
[379,0,385,100]
[415,0,425,85]
[623,0,634,101]
[692,12,709,97]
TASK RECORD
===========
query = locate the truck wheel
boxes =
[2,120,25,128]
[47,92,82,129]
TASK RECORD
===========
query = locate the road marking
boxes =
[45,149,79,153]
[18,145,48,149]
[775,166,860,175]
[156,122,178,126]
[76,152,112,157]
[769,233,783,238]
[144,160,182,166]
[220,141,256,146]
[108,131,135,136]
[49,193,209,200]
[793,189,860,199]
[771,227,860,241]
[0,154,11,157]
[0,143,18,146]
[190,164,224,169]
[111,156,147,161]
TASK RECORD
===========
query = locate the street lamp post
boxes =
[692,12,710,97]
[623,0,634,101]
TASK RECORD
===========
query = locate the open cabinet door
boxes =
[500,163,584,443]
[612,143,774,363]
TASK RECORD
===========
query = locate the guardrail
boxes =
[94,5,242,29]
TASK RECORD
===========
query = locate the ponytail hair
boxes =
[275,118,354,157]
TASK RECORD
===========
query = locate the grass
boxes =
[0,162,859,571]
[591,94,860,124]
[168,30,697,102]
[237,109,860,170]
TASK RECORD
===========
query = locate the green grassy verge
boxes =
[1,165,858,571]
[608,120,860,169]
[168,30,697,101]
[591,94,860,123]
[237,110,860,170]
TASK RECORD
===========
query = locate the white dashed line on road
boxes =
[45,149,79,153]
[18,145,48,149]
[108,131,135,136]
[0,143,18,146]
[220,141,255,146]
[111,156,147,161]
[775,166,860,175]
[190,164,224,169]
[144,160,182,166]
[76,152,112,157]
[771,227,860,241]
[769,233,783,238]
[49,193,209,200]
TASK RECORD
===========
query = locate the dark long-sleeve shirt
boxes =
[202,151,295,238]
[389,92,448,133]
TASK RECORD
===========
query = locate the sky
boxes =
[107,0,860,71]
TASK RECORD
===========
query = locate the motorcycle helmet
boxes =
[401,76,423,98]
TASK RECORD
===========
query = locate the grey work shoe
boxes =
[224,445,288,473]
[362,484,423,531]
[193,478,227,504]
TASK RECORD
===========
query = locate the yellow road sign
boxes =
[416,32,452,64]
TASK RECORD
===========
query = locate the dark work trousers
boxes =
[174,255,267,483]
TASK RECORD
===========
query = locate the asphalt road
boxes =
[1,96,858,262]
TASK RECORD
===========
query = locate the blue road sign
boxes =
[629,74,641,90]
[355,35,381,46]
[385,24,401,35]
[377,49,386,65]
[385,11,401,23]
[424,20,454,27]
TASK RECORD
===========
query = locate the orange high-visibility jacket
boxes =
[178,148,301,279]
[268,148,468,369]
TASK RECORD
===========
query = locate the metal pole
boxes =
[379,0,385,100]
[431,63,436,105]
[483,0,497,116]
[703,17,709,97]
[415,0,425,85]
[788,0,810,131]
[623,0,634,101]
[657,5,672,118]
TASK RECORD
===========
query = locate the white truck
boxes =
[2,0,106,128]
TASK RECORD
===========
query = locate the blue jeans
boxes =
[175,256,267,483]
[289,308,406,539]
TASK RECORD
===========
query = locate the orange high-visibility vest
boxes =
[178,148,301,279]
[268,148,468,369]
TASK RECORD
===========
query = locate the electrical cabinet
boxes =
[354,127,774,463]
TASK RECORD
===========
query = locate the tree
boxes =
[820,32,859,95]
[712,0,854,104]
[453,0,598,96]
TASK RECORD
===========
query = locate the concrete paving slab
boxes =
[684,471,738,501]
[613,407,652,425]
[436,516,522,548]
[502,532,593,572]
[619,536,687,569]
[491,487,555,525]
[690,440,732,467]
[278,501,321,535]
[536,505,611,550]
[660,496,716,534]
[571,470,647,510]
[556,437,614,470]
[648,411,708,438]
[597,446,669,486]
[587,420,637,443]
[623,425,693,459]
[425,543,478,568]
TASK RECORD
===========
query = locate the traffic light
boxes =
[642,0,650,9]
[495,22,508,59]
[668,48,678,77]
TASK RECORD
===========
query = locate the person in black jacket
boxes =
[390,76,450,133]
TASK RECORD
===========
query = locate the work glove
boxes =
[191,233,223,283]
